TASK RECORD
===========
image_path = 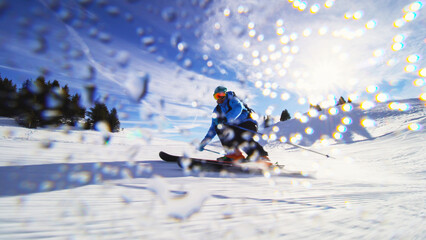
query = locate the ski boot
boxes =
[217,149,245,163]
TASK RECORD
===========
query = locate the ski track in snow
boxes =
[0,99,425,239]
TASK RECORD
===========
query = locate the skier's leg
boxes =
[237,122,269,160]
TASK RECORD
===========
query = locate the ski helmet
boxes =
[213,86,227,96]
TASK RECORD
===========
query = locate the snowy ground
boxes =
[0,99,425,239]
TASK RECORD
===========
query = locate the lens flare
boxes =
[361,101,375,110]
[419,93,426,101]
[407,54,420,63]
[333,132,343,139]
[392,42,404,51]
[405,65,417,73]
[328,107,338,115]
[393,19,405,28]
[409,1,423,11]
[404,12,417,22]
[223,8,231,17]
[419,68,426,77]
[413,78,425,87]
[375,93,389,102]
[337,125,347,133]
[366,20,377,29]
[366,85,378,93]
[342,104,353,112]
[310,4,320,13]
[305,127,314,135]
[272,126,280,132]
[398,103,410,111]
[342,117,352,125]
[325,0,334,8]
[353,11,363,20]
[408,123,422,131]
[361,118,376,127]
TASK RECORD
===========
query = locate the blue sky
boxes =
[0,0,424,142]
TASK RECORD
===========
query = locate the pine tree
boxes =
[280,109,291,121]
[86,103,120,132]
[0,76,18,117]
[108,108,120,132]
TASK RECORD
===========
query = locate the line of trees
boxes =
[0,75,120,132]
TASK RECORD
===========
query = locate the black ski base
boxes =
[159,151,239,172]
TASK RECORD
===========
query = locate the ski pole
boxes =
[225,123,335,159]
[284,142,335,159]
[204,148,221,155]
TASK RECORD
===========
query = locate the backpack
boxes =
[215,91,254,116]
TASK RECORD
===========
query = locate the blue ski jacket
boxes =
[201,91,256,145]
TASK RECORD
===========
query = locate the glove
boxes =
[198,140,208,151]
[198,143,206,151]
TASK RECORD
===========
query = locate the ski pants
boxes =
[215,121,268,158]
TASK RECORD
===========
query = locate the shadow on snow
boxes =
[0,160,267,197]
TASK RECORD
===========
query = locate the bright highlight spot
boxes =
[272,126,280,132]
[375,93,389,102]
[404,12,417,22]
[342,104,353,112]
[223,8,231,17]
[325,0,335,8]
[337,125,347,133]
[409,1,423,11]
[373,49,384,57]
[333,132,343,139]
[310,4,320,13]
[328,107,338,115]
[392,42,404,51]
[366,20,377,29]
[419,68,426,77]
[408,123,422,131]
[393,19,405,28]
[305,127,314,135]
[361,118,376,127]
[405,65,417,73]
[342,117,352,125]
[353,11,363,20]
[393,34,405,42]
[361,101,375,110]
[419,93,426,101]
[407,54,420,63]
[413,78,425,87]
[366,85,378,93]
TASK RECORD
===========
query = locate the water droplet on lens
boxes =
[183,58,192,68]
[136,27,144,36]
[82,65,96,80]
[162,7,177,22]
[98,32,112,43]
[125,72,149,102]
[32,37,48,54]
[142,36,155,46]
[82,84,96,107]
[116,51,130,67]
[106,6,120,16]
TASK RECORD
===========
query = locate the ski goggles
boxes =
[214,92,226,100]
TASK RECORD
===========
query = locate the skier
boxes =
[198,86,269,162]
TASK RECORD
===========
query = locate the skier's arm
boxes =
[199,116,218,150]
[225,97,244,123]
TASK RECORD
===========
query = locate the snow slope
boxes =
[0,99,425,239]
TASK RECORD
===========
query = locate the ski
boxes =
[159,151,236,171]
[158,151,314,178]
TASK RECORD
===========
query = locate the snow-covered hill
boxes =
[0,99,425,239]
